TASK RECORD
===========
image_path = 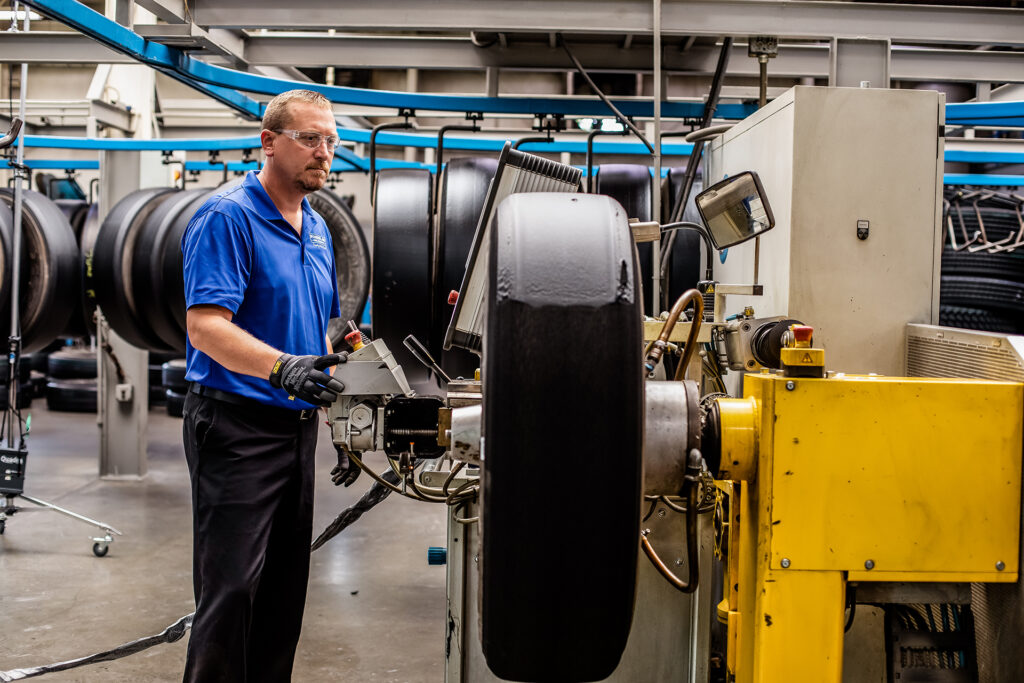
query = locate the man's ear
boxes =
[260,129,275,158]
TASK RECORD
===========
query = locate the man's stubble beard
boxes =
[296,167,328,193]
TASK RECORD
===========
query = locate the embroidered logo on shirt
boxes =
[309,232,328,249]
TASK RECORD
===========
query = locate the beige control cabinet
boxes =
[706,85,945,376]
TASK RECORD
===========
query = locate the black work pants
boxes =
[182,391,319,683]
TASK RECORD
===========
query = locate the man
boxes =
[181,89,346,682]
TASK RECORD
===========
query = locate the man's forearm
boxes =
[190,314,281,380]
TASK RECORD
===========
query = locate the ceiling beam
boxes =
[191,0,1024,47]
[0,31,135,63]
[243,34,1024,85]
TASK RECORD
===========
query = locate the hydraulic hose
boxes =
[644,289,704,379]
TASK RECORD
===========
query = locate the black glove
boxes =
[330,444,361,487]
[268,352,347,406]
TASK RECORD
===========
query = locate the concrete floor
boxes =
[0,402,448,682]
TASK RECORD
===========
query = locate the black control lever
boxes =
[402,335,452,384]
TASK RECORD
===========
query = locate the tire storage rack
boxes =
[940,187,1024,334]
[0,181,370,417]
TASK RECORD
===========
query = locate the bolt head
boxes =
[657,509,667,518]
[675,558,684,567]
[864,559,875,570]
[780,558,791,568]
[997,561,1006,571]
[785,381,796,391]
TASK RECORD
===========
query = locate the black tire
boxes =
[29,370,47,399]
[92,542,109,557]
[165,388,186,418]
[54,199,89,242]
[481,193,642,683]
[0,190,81,352]
[161,359,188,392]
[0,356,32,384]
[662,168,704,311]
[133,188,210,351]
[162,189,218,337]
[0,385,33,410]
[75,203,101,337]
[47,348,97,379]
[940,275,1024,314]
[596,164,653,315]
[372,169,433,386]
[148,363,163,388]
[45,378,97,413]
[91,187,178,351]
[939,304,1023,334]
[941,249,1024,283]
[307,188,371,346]
[149,384,167,406]
[433,157,497,381]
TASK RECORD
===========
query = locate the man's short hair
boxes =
[262,90,332,132]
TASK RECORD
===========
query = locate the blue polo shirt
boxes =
[182,171,341,409]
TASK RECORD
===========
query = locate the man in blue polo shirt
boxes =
[181,89,346,682]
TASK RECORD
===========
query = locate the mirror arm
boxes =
[661,221,715,281]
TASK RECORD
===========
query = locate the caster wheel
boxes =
[92,542,109,557]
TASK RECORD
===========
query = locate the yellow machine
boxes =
[711,339,1023,682]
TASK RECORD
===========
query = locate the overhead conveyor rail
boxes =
[6,136,1024,185]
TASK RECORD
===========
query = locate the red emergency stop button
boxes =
[448,290,460,305]
[792,326,814,344]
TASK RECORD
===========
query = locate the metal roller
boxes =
[481,192,643,683]
[133,188,210,351]
[0,189,81,352]
[91,187,178,351]
[434,156,496,381]
[306,188,371,347]
[595,164,654,315]
[372,168,433,386]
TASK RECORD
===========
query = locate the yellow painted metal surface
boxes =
[718,371,1024,683]
[758,374,1023,578]
[752,569,845,682]
[779,346,824,368]
[717,397,758,481]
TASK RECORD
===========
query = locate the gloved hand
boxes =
[269,352,347,406]
[330,444,361,487]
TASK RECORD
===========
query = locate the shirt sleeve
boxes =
[182,208,253,314]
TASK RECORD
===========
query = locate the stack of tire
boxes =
[45,348,97,413]
[0,190,84,352]
[90,181,370,355]
[162,359,187,418]
[939,188,1024,334]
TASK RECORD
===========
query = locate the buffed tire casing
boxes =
[91,187,177,350]
[0,190,81,352]
[481,192,643,683]
[372,169,433,385]
[307,188,371,345]
[434,157,497,381]
[596,164,653,315]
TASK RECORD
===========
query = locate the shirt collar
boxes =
[242,170,316,229]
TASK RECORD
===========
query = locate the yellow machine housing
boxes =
[716,371,1024,682]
